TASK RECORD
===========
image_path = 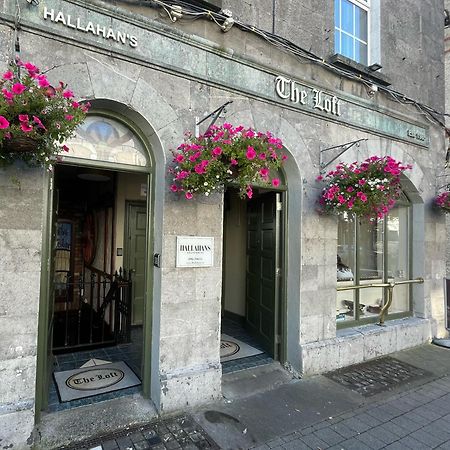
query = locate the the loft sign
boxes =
[176,236,214,268]
[275,75,341,116]
[42,7,138,48]
[65,368,125,391]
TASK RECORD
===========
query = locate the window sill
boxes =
[328,53,391,87]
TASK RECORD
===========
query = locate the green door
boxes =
[246,192,281,359]
[125,202,147,325]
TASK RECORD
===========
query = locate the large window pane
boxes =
[355,40,368,65]
[355,7,368,41]
[341,0,354,34]
[341,33,354,60]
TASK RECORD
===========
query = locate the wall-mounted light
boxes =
[368,63,382,72]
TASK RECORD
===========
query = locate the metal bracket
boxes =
[195,101,233,138]
[319,138,368,173]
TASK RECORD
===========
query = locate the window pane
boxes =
[335,0,340,28]
[65,116,148,167]
[387,206,410,314]
[355,40,368,65]
[335,30,341,54]
[341,33,354,59]
[341,0,354,34]
[337,217,356,322]
[355,7,368,41]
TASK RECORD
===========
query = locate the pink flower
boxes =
[281,154,288,161]
[2,89,13,101]
[272,178,280,187]
[38,76,50,88]
[316,175,323,181]
[246,146,256,160]
[245,129,255,138]
[246,186,253,199]
[346,186,354,193]
[231,158,238,166]
[194,164,205,174]
[18,114,29,122]
[176,171,189,180]
[0,116,9,129]
[24,62,38,74]
[12,83,26,94]
[63,89,74,98]
[259,153,266,160]
[185,192,193,200]
[61,144,70,152]
[358,179,366,186]
[200,159,209,167]
[337,195,346,204]
[20,122,33,132]
[72,101,80,108]
[260,168,269,178]
[33,116,45,129]
[2,71,13,80]
[212,146,222,156]
[170,184,178,192]
[81,102,91,112]
[65,114,74,121]
[175,154,184,163]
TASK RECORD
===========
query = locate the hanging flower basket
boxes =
[316,156,412,221]
[434,191,450,213]
[3,136,39,153]
[169,123,287,200]
[0,58,89,169]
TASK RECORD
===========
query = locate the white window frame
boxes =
[335,0,371,66]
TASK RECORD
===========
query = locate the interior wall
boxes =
[223,190,247,317]
[115,172,148,271]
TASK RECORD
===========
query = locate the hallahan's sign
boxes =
[176,236,214,268]
[42,7,138,48]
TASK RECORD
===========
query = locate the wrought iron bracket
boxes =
[195,100,233,137]
[319,138,368,173]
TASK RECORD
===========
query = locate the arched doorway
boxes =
[36,113,154,414]
[221,173,287,373]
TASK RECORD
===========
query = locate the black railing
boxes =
[53,268,132,352]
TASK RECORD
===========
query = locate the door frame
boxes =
[222,186,287,365]
[35,161,154,420]
[124,200,148,326]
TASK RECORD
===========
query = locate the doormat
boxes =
[325,356,431,397]
[54,361,141,402]
[220,334,263,362]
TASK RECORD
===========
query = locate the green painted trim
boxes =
[142,173,154,399]
[34,171,54,422]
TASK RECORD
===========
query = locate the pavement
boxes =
[48,343,450,450]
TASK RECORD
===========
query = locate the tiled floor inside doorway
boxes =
[48,326,143,412]
[221,316,274,374]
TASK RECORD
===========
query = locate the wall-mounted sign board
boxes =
[176,236,214,268]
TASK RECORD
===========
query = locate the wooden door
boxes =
[125,202,147,325]
[245,192,281,358]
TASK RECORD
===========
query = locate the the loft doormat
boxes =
[220,334,263,362]
[54,360,141,402]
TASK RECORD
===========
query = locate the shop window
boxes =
[336,192,411,325]
[334,0,369,65]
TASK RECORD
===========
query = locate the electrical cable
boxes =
[118,0,447,130]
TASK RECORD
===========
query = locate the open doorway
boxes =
[221,188,284,373]
[47,164,148,411]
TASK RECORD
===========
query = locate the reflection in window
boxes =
[336,193,411,325]
[65,116,148,166]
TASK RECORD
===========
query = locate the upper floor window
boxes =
[335,0,369,65]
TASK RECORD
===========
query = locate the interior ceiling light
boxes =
[77,170,111,182]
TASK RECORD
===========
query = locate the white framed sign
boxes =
[176,236,214,268]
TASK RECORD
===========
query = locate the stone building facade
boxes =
[0,0,447,448]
